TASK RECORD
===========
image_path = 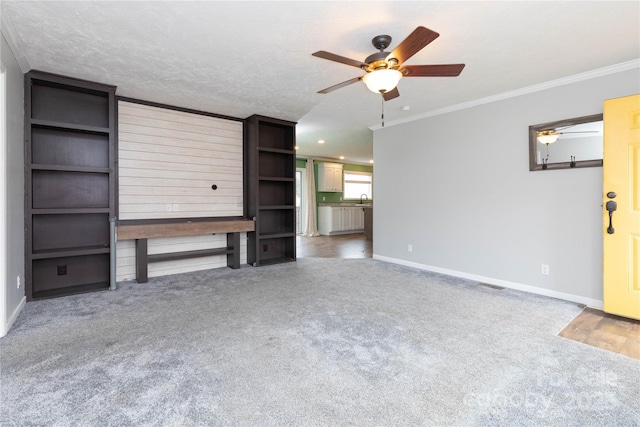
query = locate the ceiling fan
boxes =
[312,26,465,101]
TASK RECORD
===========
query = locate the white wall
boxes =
[1,33,26,337]
[373,66,639,307]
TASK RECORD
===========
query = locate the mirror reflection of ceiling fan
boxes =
[312,26,465,101]
[536,123,602,145]
[536,121,603,169]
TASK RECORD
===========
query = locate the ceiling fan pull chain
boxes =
[381,95,385,127]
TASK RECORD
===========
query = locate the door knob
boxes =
[606,200,617,234]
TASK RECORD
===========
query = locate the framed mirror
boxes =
[529,114,603,171]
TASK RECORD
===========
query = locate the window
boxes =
[343,171,372,200]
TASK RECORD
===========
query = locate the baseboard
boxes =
[373,254,604,309]
[0,295,26,338]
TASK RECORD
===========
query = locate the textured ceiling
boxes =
[2,1,639,164]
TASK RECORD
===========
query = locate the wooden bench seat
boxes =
[117,218,255,283]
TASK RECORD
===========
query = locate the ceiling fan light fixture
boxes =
[537,132,560,145]
[362,69,402,94]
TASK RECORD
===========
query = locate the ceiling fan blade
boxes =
[386,26,440,65]
[400,64,466,77]
[317,76,362,94]
[312,51,367,69]
[382,87,400,101]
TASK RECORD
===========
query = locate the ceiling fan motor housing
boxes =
[365,35,398,71]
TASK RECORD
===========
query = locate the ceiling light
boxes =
[294,146,299,150]
[318,139,325,144]
[537,132,560,145]
[362,69,402,94]
[339,156,345,160]
[369,160,374,164]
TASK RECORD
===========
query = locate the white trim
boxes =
[1,296,25,338]
[0,15,30,73]
[0,55,6,337]
[296,167,306,234]
[373,254,604,309]
[371,59,640,131]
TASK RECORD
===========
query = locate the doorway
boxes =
[295,164,372,259]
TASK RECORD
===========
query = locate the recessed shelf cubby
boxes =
[31,127,109,168]
[258,151,295,178]
[31,80,110,128]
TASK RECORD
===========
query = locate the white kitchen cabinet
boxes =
[352,207,365,230]
[318,206,365,235]
[317,163,343,192]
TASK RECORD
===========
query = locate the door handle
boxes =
[606,200,617,234]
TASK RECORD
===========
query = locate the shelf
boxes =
[31,118,110,135]
[258,176,295,182]
[258,232,295,239]
[31,282,109,300]
[32,169,109,209]
[258,205,295,210]
[32,208,111,215]
[31,164,111,174]
[258,152,295,178]
[148,248,231,263]
[257,147,295,155]
[31,246,110,260]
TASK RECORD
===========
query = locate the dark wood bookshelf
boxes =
[244,115,297,266]
[25,70,116,300]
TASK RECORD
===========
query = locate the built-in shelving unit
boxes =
[25,71,116,300]
[244,115,296,266]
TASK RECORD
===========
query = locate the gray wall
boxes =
[1,33,25,336]
[373,68,639,305]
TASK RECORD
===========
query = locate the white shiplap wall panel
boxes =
[117,100,245,280]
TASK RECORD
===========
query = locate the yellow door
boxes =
[603,94,640,319]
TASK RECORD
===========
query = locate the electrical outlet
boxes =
[408,244,413,252]
[541,264,550,275]
[166,204,173,212]
[16,275,20,289]
[172,203,179,211]
[322,197,325,201]
[339,197,342,201]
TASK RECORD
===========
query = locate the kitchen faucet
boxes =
[360,194,368,205]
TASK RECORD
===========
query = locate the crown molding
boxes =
[0,14,30,73]
[370,59,640,131]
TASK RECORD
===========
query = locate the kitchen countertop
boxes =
[318,203,373,208]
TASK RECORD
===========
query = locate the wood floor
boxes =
[296,233,372,259]
[296,233,638,360]
[559,307,640,360]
